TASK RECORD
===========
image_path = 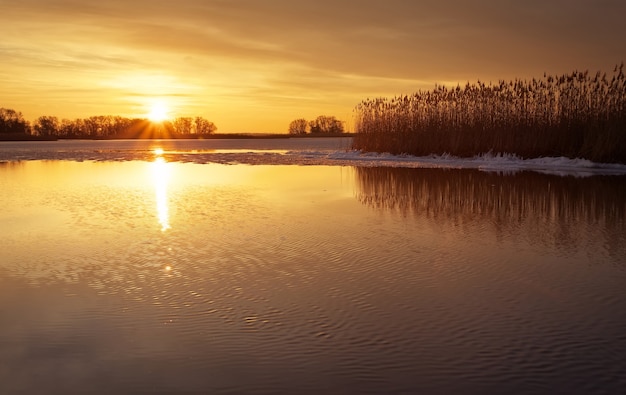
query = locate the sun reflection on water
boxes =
[151,153,172,231]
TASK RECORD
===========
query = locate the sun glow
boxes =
[147,101,170,122]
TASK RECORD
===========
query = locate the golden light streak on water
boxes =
[151,155,171,232]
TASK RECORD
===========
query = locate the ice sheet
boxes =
[1,142,625,176]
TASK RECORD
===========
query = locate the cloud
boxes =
[2,0,625,131]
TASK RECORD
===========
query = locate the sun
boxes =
[147,101,170,122]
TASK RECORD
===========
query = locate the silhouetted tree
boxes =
[109,116,133,136]
[0,108,30,134]
[173,117,194,134]
[309,115,344,134]
[33,116,59,136]
[288,118,308,134]
[194,117,217,134]
[82,116,102,137]
[59,118,83,137]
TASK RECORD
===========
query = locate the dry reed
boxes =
[353,64,626,163]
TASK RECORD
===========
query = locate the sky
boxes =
[1,0,625,133]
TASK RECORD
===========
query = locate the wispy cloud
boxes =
[2,0,625,132]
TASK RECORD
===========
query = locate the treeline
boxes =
[288,115,345,135]
[0,109,217,139]
[353,63,626,163]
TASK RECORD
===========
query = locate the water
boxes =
[1,139,625,394]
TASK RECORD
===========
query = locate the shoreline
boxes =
[0,133,58,141]
[0,132,354,142]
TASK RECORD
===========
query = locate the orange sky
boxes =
[2,0,625,133]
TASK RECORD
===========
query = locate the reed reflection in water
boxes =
[355,167,626,263]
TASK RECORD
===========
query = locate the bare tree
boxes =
[194,117,217,134]
[33,116,59,136]
[288,118,308,134]
[173,117,194,134]
[0,108,30,134]
[59,118,83,137]
[309,115,344,134]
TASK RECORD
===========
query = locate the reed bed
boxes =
[353,64,626,163]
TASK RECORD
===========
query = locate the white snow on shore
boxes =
[319,151,626,176]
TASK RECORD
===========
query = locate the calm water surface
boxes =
[0,141,625,394]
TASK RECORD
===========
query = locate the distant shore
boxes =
[0,132,354,142]
[0,133,58,141]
